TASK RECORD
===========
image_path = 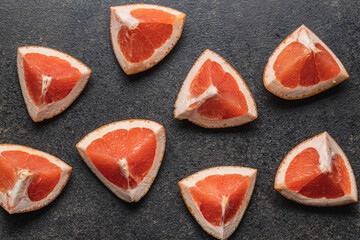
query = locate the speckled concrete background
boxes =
[0,0,359,239]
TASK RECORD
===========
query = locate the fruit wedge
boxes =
[174,50,257,128]
[110,4,186,74]
[275,132,357,206]
[264,25,349,99]
[179,166,257,239]
[76,119,166,202]
[17,46,91,122]
[0,144,71,214]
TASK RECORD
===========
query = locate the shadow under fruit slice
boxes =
[174,49,257,128]
[76,119,166,202]
[17,46,91,122]
[275,132,357,206]
[110,4,186,74]
[0,144,72,214]
[179,166,257,240]
[263,25,349,99]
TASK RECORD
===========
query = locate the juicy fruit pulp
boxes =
[118,8,176,63]
[189,59,248,119]
[23,53,81,106]
[189,174,250,226]
[86,128,156,189]
[274,41,340,88]
[0,151,61,201]
[285,147,351,198]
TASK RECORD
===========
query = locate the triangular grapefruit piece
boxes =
[179,166,257,239]
[174,50,257,128]
[275,132,357,206]
[110,4,186,74]
[76,119,166,202]
[17,46,91,122]
[0,144,72,214]
[264,25,349,99]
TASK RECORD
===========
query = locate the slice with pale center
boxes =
[174,50,257,128]
[264,25,349,99]
[110,4,186,74]
[76,119,166,202]
[179,166,257,239]
[0,144,72,214]
[275,132,357,206]
[17,46,91,122]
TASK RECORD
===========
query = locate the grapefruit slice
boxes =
[0,144,71,214]
[110,4,186,74]
[174,50,257,128]
[264,25,349,99]
[275,132,357,206]
[76,119,166,202]
[17,46,91,122]
[179,166,257,239]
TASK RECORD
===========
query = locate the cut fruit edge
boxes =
[0,144,72,214]
[275,132,357,206]
[263,25,349,100]
[76,119,166,202]
[174,49,258,128]
[17,46,91,122]
[110,4,186,75]
[179,166,257,240]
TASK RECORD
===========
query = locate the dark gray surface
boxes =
[0,0,359,239]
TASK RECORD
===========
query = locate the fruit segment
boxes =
[275,132,357,206]
[273,41,340,88]
[17,46,91,122]
[23,53,81,106]
[118,9,175,63]
[189,174,250,226]
[0,150,61,201]
[85,128,157,190]
[174,50,257,128]
[0,145,71,214]
[189,60,248,120]
[179,167,257,240]
[110,4,186,74]
[284,148,351,199]
[76,120,166,202]
[264,25,349,99]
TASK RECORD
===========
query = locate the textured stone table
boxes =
[0,0,359,239]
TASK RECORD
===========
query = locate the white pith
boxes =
[174,50,258,128]
[110,4,186,74]
[118,158,129,179]
[76,120,166,202]
[275,132,358,206]
[17,46,91,122]
[264,25,349,99]
[188,85,219,108]
[41,75,52,96]
[179,166,257,240]
[0,144,72,214]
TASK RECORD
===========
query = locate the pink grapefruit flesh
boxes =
[23,53,81,106]
[189,174,250,226]
[0,150,61,201]
[189,59,248,119]
[118,8,176,63]
[273,42,340,89]
[85,128,156,190]
[285,147,351,199]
